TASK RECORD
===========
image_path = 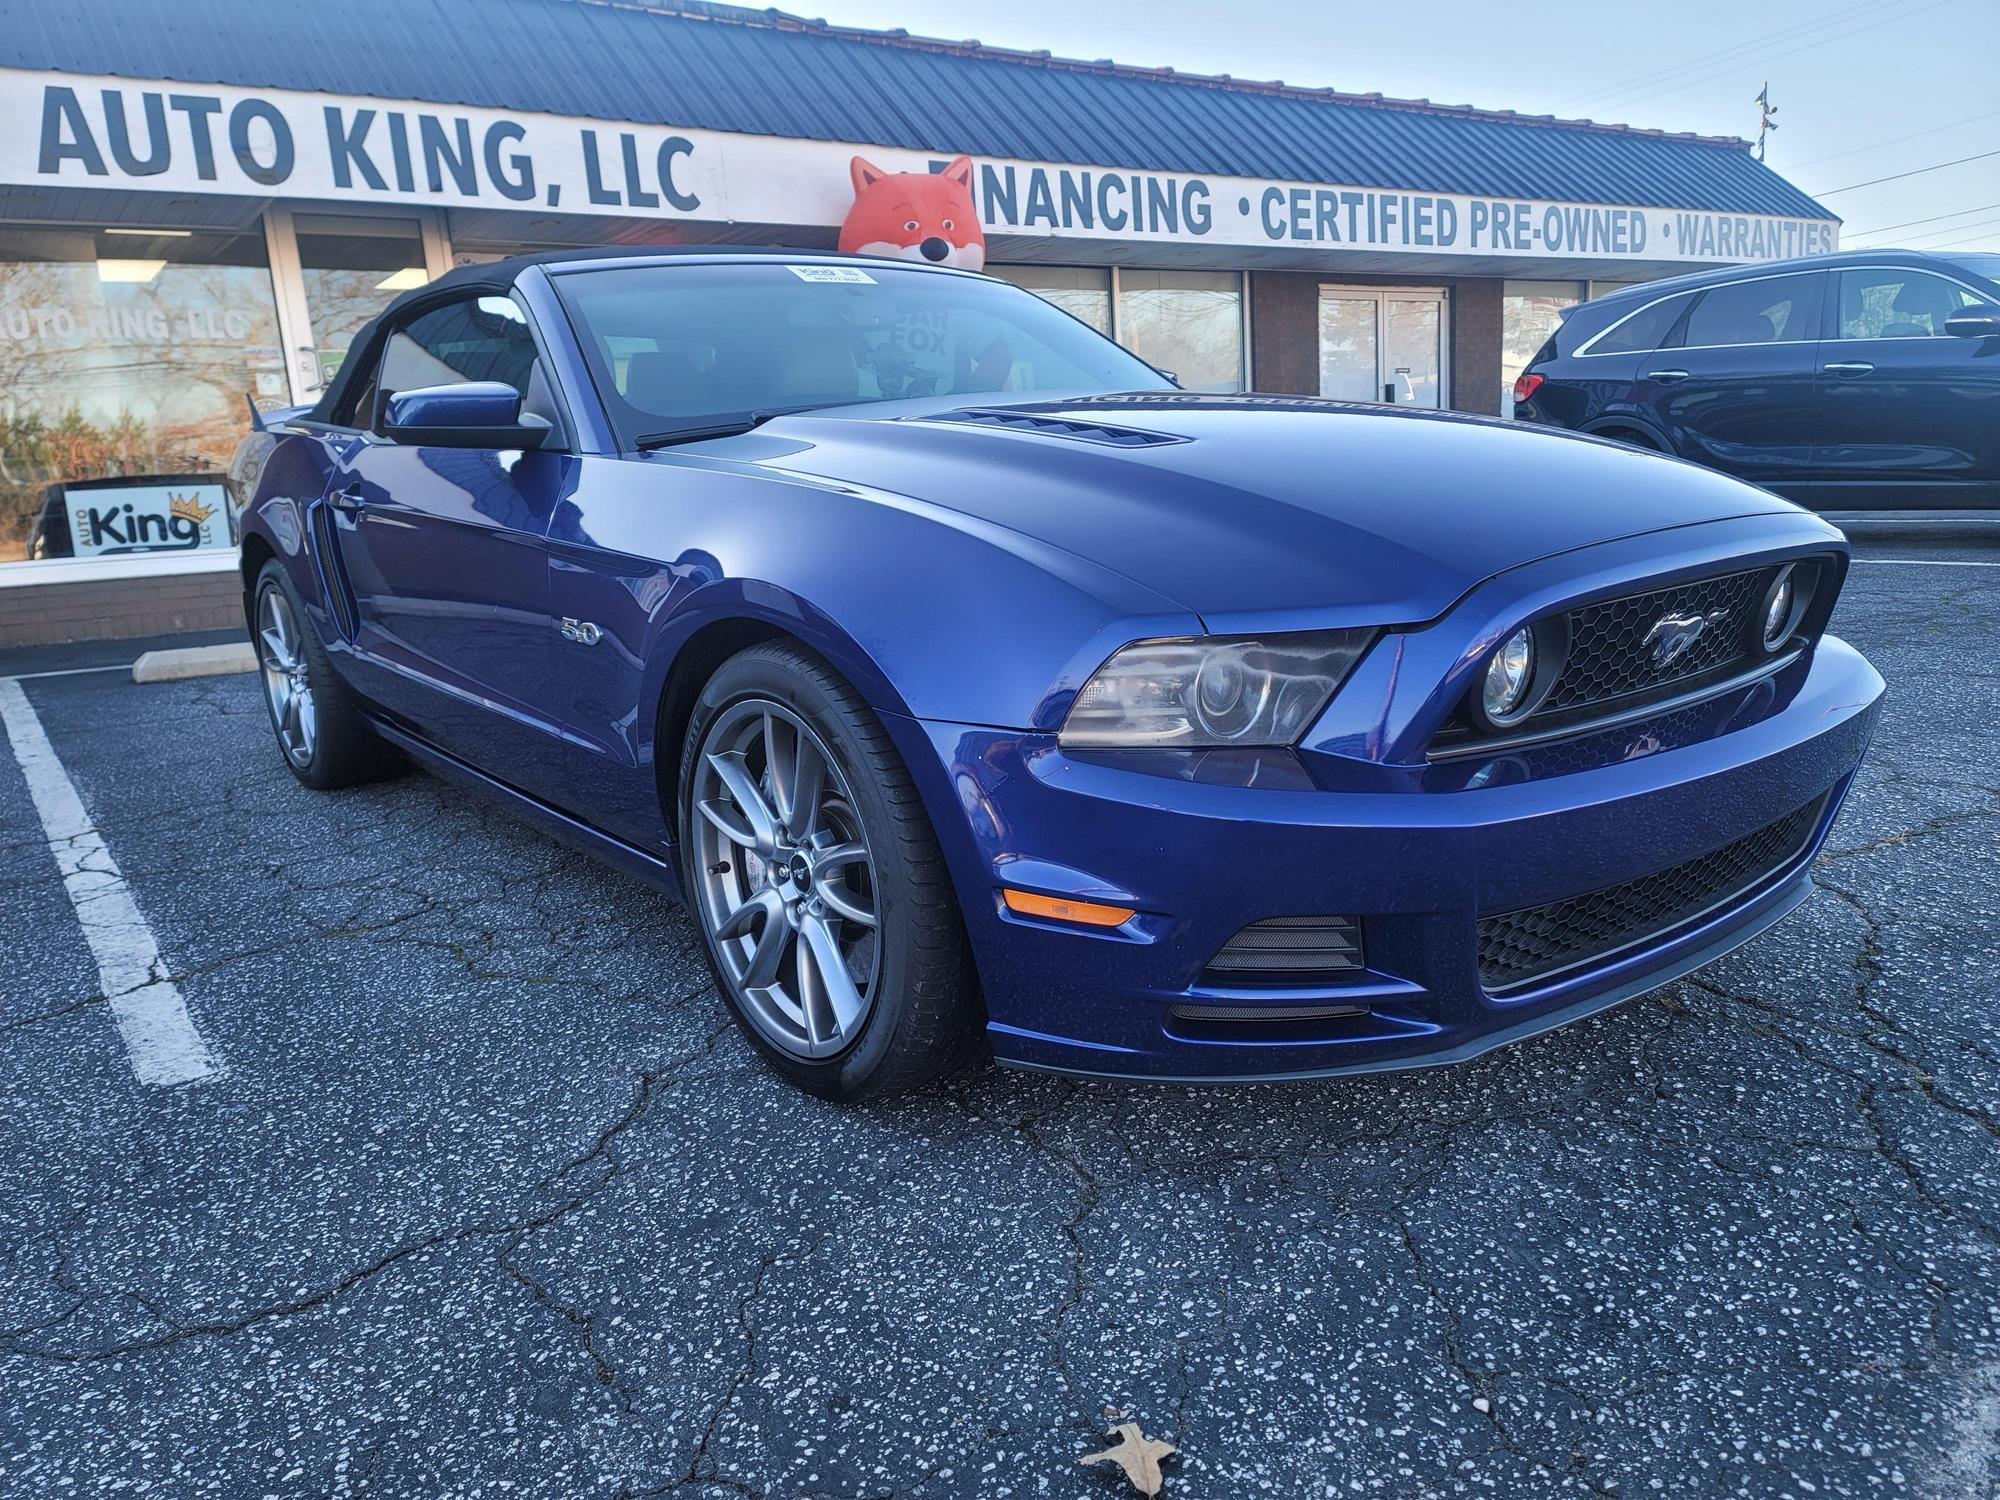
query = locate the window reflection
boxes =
[0,226,283,563]
[1116,270,1245,392]
[295,214,430,388]
[988,265,1113,336]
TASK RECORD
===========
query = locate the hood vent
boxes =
[924,409,1187,447]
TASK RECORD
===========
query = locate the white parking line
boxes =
[0,678,221,1087]
[1851,558,2000,568]
[3,662,137,681]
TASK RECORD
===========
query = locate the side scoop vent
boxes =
[923,409,1187,447]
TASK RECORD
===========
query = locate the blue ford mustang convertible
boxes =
[230,248,1883,1099]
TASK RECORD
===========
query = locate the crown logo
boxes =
[169,493,215,525]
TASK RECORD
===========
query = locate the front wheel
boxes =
[252,561,398,790]
[680,642,977,1100]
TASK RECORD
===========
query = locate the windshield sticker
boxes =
[788,265,878,284]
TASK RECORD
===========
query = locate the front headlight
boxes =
[1059,630,1375,749]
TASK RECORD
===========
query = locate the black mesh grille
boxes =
[1434,567,1794,759]
[1203,915,1363,980]
[1541,569,1765,712]
[1476,796,1825,994]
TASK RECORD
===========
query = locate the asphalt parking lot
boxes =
[2,536,1996,1500]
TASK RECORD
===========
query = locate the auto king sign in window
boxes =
[52,475,233,559]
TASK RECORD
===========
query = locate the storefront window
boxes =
[1502,280,1584,416]
[988,265,1113,336]
[296,214,430,388]
[0,226,284,564]
[1116,270,1246,392]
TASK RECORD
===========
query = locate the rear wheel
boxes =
[1600,426,1664,453]
[253,561,398,790]
[680,643,977,1100]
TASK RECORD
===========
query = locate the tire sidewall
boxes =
[679,651,927,1099]
[254,560,343,789]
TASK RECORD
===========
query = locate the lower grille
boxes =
[1169,1001,1370,1023]
[1202,915,1363,982]
[1476,796,1826,994]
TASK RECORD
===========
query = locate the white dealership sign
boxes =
[0,68,1840,264]
[61,479,231,557]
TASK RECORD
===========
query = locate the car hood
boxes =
[732,393,1801,631]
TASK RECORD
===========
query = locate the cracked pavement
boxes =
[1,538,1996,1498]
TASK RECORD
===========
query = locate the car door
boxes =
[1811,264,2000,503]
[321,292,576,787]
[1633,270,1825,491]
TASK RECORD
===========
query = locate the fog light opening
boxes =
[1758,564,1804,652]
[1483,627,1536,721]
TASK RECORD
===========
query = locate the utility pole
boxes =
[1755,83,1779,161]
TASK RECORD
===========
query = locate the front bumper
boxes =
[888,619,1881,1082]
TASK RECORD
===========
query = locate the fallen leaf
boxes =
[1079,1421,1176,1496]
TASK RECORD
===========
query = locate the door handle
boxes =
[326,485,366,516]
[1646,368,1691,384]
[1823,361,1875,377]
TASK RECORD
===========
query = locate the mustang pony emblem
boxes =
[1643,606,1730,670]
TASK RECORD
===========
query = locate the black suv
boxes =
[1512,249,2000,508]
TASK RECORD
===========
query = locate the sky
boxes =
[798,0,2000,254]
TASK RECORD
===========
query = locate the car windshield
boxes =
[553,260,1172,445]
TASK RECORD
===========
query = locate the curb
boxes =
[131,643,258,683]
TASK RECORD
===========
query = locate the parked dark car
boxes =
[1513,250,2000,508]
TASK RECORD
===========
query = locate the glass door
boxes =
[1316,295,1381,403]
[1317,288,1449,407]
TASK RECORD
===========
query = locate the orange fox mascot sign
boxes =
[838,155,985,270]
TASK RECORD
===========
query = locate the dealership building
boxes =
[0,0,1838,645]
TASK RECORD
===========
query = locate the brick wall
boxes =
[0,568,244,648]
[1249,271,1506,415]
[1450,279,1504,417]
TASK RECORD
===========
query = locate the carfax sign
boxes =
[0,69,1840,264]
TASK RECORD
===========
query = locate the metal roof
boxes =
[0,0,1835,221]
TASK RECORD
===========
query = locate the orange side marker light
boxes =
[1002,889,1136,928]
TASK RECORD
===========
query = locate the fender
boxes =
[234,430,345,639]
[646,575,916,728]
[1581,413,1676,454]
[633,578,1017,932]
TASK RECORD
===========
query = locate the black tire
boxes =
[678,640,979,1101]
[251,560,400,790]
[1604,427,1664,453]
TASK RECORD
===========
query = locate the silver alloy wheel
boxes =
[257,585,317,768]
[691,698,881,1060]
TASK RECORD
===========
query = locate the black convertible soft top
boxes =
[309,244,879,425]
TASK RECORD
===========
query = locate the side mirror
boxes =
[380,381,551,448]
[1945,304,2000,339]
